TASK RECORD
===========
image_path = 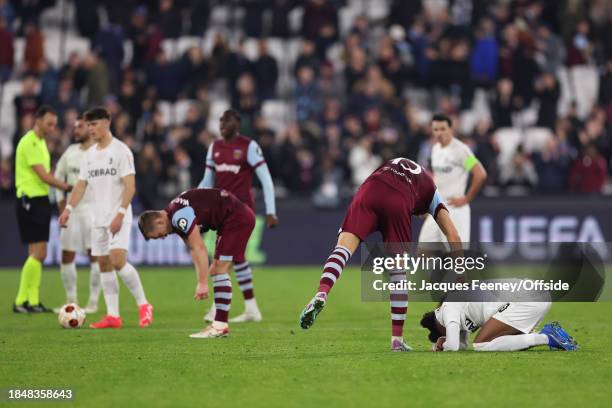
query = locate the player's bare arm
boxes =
[183,225,210,300]
[434,209,462,251]
[110,174,135,235]
[448,163,487,207]
[58,179,88,227]
[31,164,71,192]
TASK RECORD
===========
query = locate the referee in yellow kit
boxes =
[14,105,72,313]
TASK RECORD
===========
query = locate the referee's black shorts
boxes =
[16,196,51,244]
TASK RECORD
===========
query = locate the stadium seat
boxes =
[174,100,195,124]
[207,99,230,133]
[522,127,553,154]
[161,39,178,60]
[570,65,599,119]
[493,127,522,167]
[177,36,203,56]
[242,38,259,61]
[262,99,293,133]
[156,101,174,126]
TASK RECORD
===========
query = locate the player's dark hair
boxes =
[420,311,443,343]
[35,105,57,118]
[225,109,241,123]
[84,107,111,122]
[138,210,163,241]
[431,113,452,127]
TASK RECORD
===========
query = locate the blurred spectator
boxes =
[295,66,320,123]
[312,154,342,208]
[233,73,260,134]
[84,52,109,107]
[74,0,100,39]
[59,52,87,92]
[294,40,320,77]
[535,24,566,74]
[318,60,344,101]
[155,0,181,38]
[470,18,498,87]
[0,16,13,82]
[566,20,594,66]
[491,78,518,129]
[254,40,278,100]
[301,0,339,58]
[535,72,560,130]
[146,50,180,101]
[0,0,15,31]
[24,22,44,75]
[569,144,608,193]
[92,23,125,93]
[188,0,210,36]
[243,0,265,38]
[348,137,381,187]
[180,46,209,94]
[39,59,59,105]
[269,0,294,38]
[137,142,163,209]
[533,137,572,192]
[499,145,538,188]
[13,75,41,146]
[598,59,612,122]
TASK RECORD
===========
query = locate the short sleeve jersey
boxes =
[15,130,50,198]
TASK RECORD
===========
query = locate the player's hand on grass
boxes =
[433,336,446,352]
[266,214,279,228]
[194,282,209,300]
[58,210,70,228]
[110,213,124,235]
[448,196,468,207]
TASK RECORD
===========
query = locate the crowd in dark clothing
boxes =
[1,0,612,208]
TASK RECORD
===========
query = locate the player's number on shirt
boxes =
[391,157,422,175]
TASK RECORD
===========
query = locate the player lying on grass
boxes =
[138,188,255,338]
[299,157,462,351]
[420,301,579,351]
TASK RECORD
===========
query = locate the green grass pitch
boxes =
[1,266,610,407]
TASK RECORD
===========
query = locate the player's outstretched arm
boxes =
[31,164,71,192]
[442,321,461,351]
[185,225,210,300]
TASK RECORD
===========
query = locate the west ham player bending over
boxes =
[199,110,278,323]
[299,158,462,351]
[138,188,255,338]
[421,301,578,351]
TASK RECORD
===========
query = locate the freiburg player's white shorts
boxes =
[60,211,93,253]
[492,302,551,333]
[91,220,131,256]
[418,204,471,243]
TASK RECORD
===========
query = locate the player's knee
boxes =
[97,257,112,272]
[61,251,76,264]
[109,250,127,270]
[31,245,47,262]
[210,260,232,275]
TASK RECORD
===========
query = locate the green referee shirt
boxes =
[15,130,50,198]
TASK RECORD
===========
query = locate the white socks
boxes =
[100,271,120,317]
[60,263,78,303]
[88,262,101,306]
[117,263,148,306]
[244,298,259,313]
[473,333,549,351]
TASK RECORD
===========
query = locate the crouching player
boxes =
[299,157,462,351]
[138,188,255,338]
[420,301,579,351]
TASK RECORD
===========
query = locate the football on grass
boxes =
[58,303,86,329]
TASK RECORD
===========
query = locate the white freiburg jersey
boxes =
[78,137,135,227]
[54,144,93,214]
[435,302,509,333]
[430,138,477,201]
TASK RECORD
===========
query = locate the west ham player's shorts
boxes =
[60,211,93,253]
[340,179,413,244]
[492,302,551,333]
[91,218,132,256]
[215,199,255,264]
[418,204,471,243]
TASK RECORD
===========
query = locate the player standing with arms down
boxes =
[198,110,278,323]
[54,116,100,313]
[418,114,487,243]
[13,106,72,313]
[299,157,462,351]
[137,188,256,338]
[59,107,153,328]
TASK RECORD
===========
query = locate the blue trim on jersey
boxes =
[428,189,445,218]
[172,206,196,235]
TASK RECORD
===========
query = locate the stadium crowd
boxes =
[1,0,611,209]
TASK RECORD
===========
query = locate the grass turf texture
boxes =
[0,266,610,408]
